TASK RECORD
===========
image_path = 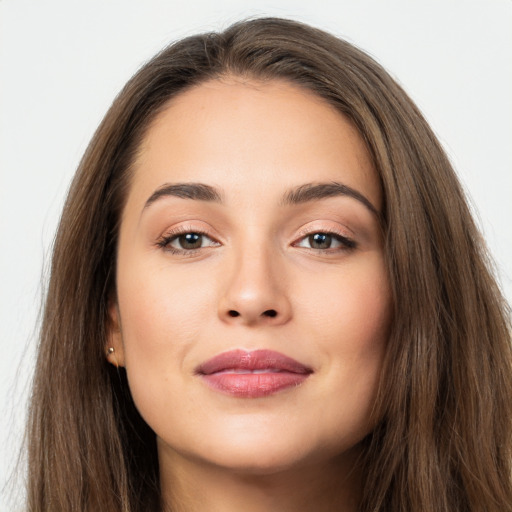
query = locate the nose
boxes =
[218,246,292,327]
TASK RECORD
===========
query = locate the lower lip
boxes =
[201,372,310,398]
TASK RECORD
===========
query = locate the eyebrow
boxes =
[144,182,223,209]
[281,182,379,216]
[143,180,379,216]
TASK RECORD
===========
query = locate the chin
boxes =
[208,445,308,475]
[182,424,363,477]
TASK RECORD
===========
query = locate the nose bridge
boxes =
[218,233,291,325]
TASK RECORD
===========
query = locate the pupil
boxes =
[310,233,331,249]
[179,233,202,249]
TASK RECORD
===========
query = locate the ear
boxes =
[106,301,126,367]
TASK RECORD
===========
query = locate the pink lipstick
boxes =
[196,349,312,398]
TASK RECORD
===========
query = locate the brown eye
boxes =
[177,233,203,249]
[295,231,356,251]
[308,233,332,249]
[159,231,220,252]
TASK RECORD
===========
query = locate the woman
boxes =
[26,17,512,511]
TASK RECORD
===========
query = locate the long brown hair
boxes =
[26,17,512,511]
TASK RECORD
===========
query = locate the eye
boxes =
[172,233,207,250]
[294,232,356,251]
[157,231,220,253]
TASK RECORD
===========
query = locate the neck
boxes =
[159,445,364,512]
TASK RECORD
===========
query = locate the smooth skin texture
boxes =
[108,78,392,512]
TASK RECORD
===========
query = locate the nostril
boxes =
[228,310,240,317]
[263,309,278,318]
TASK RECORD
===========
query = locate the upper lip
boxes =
[196,349,313,375]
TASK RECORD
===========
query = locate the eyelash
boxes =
[156,226,219,255]
[292,228,357,253]
[155,227,357,255]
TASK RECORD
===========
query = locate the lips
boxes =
[196,349,313,398]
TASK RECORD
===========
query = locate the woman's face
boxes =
[109,78,392,474]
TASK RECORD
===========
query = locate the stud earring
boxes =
[107,347,115,355]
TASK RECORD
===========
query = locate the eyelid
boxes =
[293,220,354,240]
[154,221,357,255]
[155,223,221,253]
[291,223,357,251]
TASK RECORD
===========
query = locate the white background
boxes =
[1,0,511,508]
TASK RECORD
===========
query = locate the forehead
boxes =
[128,77,381,211]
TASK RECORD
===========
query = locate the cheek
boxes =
[298,256,391,351]
[114,259,217,418]
[299,256,391,418]
[335,270,390,351]
[117,259,215,351]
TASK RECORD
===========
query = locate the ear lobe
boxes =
[106,302,125,367]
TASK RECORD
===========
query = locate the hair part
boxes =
[26,17,512,511]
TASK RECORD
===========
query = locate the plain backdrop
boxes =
[1,0,511,508]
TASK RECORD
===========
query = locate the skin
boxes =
[108,78,392,512]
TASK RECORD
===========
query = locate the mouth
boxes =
[195,349,313,398]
